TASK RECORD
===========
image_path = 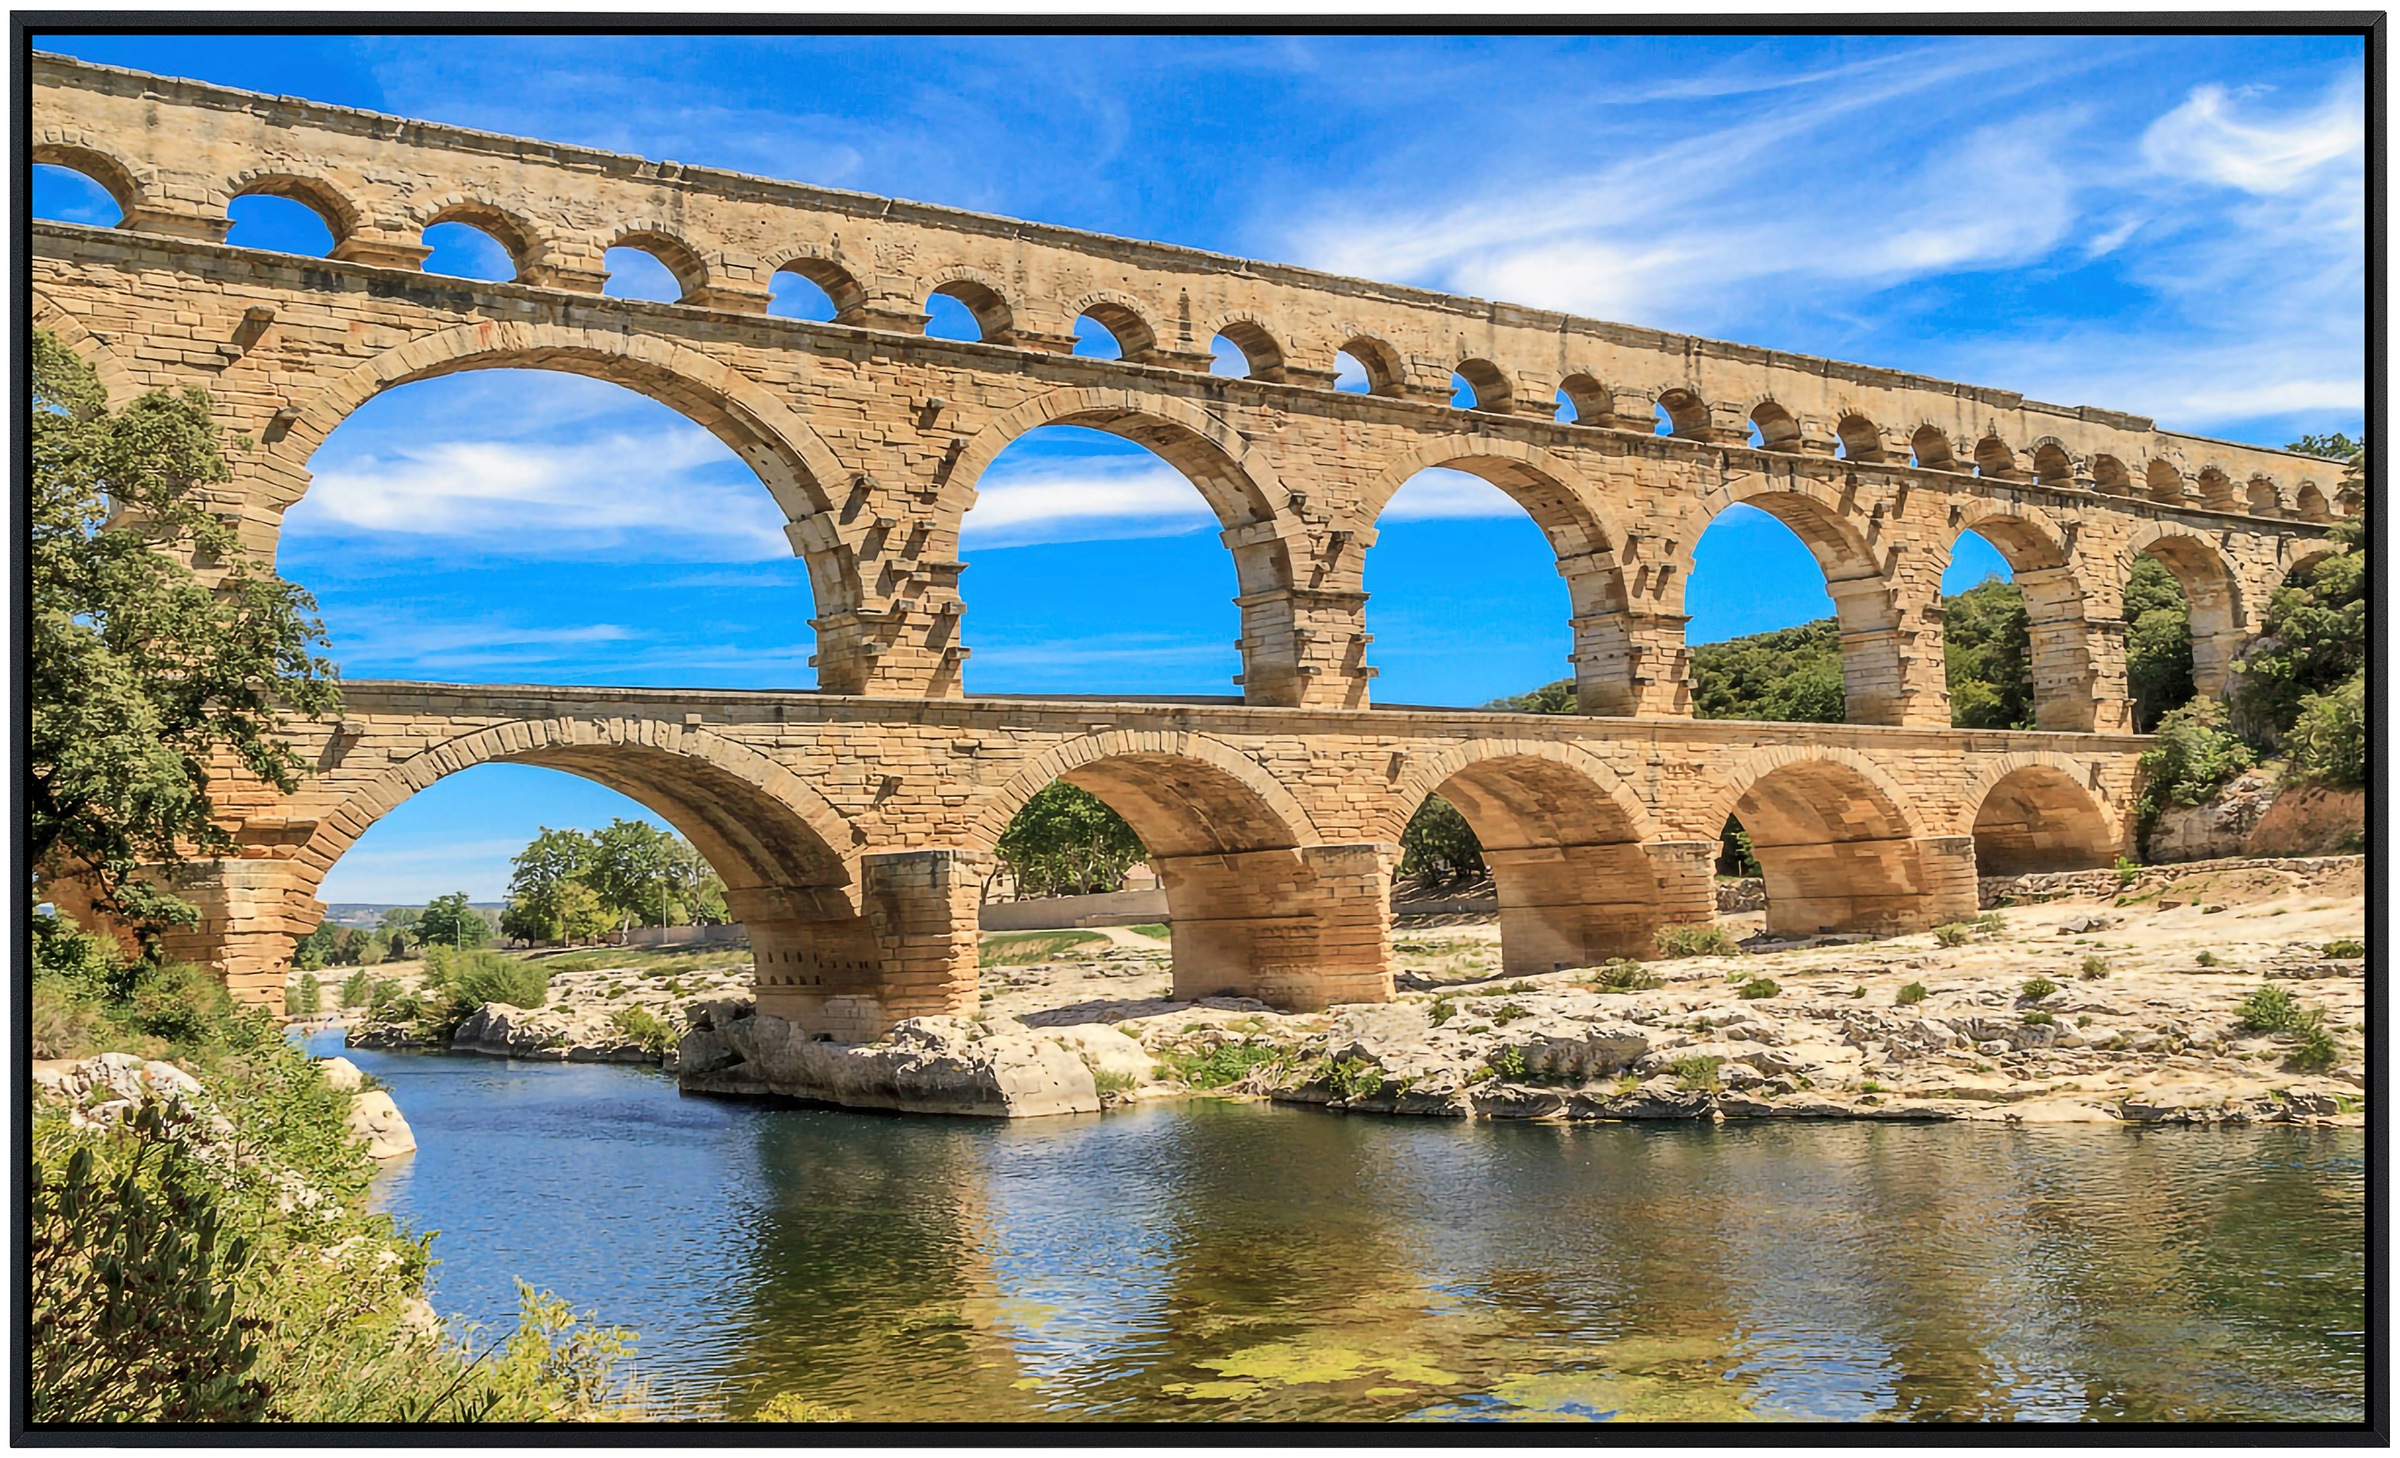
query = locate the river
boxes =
[314,1033,2367,1423]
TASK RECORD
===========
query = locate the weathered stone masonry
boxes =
[28,55,2341,1033]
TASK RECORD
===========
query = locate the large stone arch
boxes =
[974,731,1383,1008]
[939,387,1313,704]
[1384,738,1681,970]
[2119,521,2249,704]
[1693,477,1919,726]
[1961,752,2124,875]
[1701,746,1962,938]
[1358,437,1656,715]
[259,320,865,626]
[1939,501,2100,732]
[32,291,141,406]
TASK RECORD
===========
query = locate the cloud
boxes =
[1379,469,1522,520]
[2141,78,2364,194]
[295,429,791,561]
[961,456,1217,547]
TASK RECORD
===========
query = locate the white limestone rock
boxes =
[347,1089,418,1160]
[679,1010,1100,1118]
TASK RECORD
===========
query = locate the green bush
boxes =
[2134,700,2255,853]
[1154,1042,1280,1090]
[2080,956,2111,980]
[2285,672,2366,787]
[339,970,372,1008]
[1737,977,1781,1000]
[607,1007,676,1057]
[2112,855,2140,889]
[2021,1010,2056,1027]
[124,962,235,1046]
[1974,912,2007,937]
[1586,959,1661,992]
[284,974,322,1019]
[2019,977,2059,1003]
[2194,950,2219,968]
[1481,1046,1528,1082]
[2323,938,2366,959]
[2288,1017,2340,1073]
[1427,998,1458,1027]
[1491,1001,1531,1025]
[1895,983,1928,1006]
[1330,1055,1390,1098]
[1090,1069,1138,1100]
[2238,984,2303,1033]
[1654,923,1741,959]
[1669,1055,1723,1091]
[1933,922,1971,948]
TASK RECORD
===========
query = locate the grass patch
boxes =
[607,1007,676,1057]
[1483,1045,1529,1082]
[2080,955,2111,980]
[2021,1010,2056,1027]
[1669,1055,1722,1091]
[1491,1002,1532,1025]
[1654,924,1741,959]
[1974,912,2007,937]
[1933,922,1971,948]
[977,930,1110,967]
[2237,985,2304,1033]
[2194,950,2219,967]
[1153,1042,1280,1090]
[1126,923,1171,941]
[1736,977,1781,1000]
[2323,938,2366,959]
[1583,959,1661,993]
[1090,1069,1139,1100]
[1895,983,1927,1006]
[2019,977,2060,1003]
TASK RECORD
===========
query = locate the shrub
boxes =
[1482,1046,1528,1082]
[338,970,373,1008]
[2238,984,2303,1033]
[2112,855,2140,890]
[2323,939,2366,960]
[2019,977,2060,1003]
[2288,1017,2340,1073]
[1974,912,2007,937]
[1669,1055,1722,1091]
[1089,1069,1138,1100]
[2194,950,2219,968]
[1427,998,1459,1027]
[1933,922,1971,948]
[2134,700,2255,853]
[1154,1042,1279,1090]
[1654,924,1741,959]
[1491,1002,1531,1025]
[2021,1010,2056,1027]
[284,974,322,1019]
[1895,983,1928,1006]
[1737,977,1781,1000]
[2285,672,2366,787]
[1587,959,1660,992]
[1330,1055,1389,1098]
[2080,956,2111,980]
[123,962,235,1046]
[607,1007,676,1058]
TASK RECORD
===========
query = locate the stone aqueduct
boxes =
[33,55,2348,1036]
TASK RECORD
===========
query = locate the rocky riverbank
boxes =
[337,855,2367,1127]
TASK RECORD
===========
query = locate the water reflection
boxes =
[333,1036,2364,1424]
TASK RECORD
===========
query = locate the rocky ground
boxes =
[320,856,2367,1126]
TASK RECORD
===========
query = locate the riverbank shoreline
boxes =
[333,855,2367,1129]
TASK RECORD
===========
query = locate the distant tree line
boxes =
[497,819,729,946]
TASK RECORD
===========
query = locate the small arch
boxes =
[31,141,139,223]
[929,275,1017,345]
[1657,388,1709,437]
[976,731,1319,854]
[1945,504,2092,732]
[1211,318,1286,382]
[2196,466,2239,511]
[1973,435,2021,479]
[1556,373,1608,424]
[2145,459,2188,504]
[1072,295,1156,361]
[1969,760,2120,875]
[419,200,543,280]
[2124,525,2247,719]
[1750,401,1802,452]
[605,226,710,303]
[1834,413,1884,462]
[224,193,338,258]
[2030,441,2075,486]
[227,171,361,245]
[1452,359,1514,414]
[1910,425,1957,471]
[2246,475,2283,517]
[1334,336,1403,396]
[2296,481,2333,521]
[2091,455,2133,496]
[770,255,866,322]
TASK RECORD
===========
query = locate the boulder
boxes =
[1039,1023,1151,1084]
[678,1012,1100,1118]
[2149,768,2279,863]
[347,1089,417,1160]
[316,1055,365,1092]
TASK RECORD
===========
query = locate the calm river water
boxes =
[318,1033,2367,1424]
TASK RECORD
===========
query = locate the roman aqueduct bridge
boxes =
[32,54,2349,1034]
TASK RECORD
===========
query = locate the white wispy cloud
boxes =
[296,429,791,560]
[1379,469,1520,520]
[962,456,1217,547]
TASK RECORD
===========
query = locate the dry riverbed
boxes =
[323,857,2366,1126]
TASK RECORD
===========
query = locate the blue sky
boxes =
[33,32,2366,903]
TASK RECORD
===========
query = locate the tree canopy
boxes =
[497,820,727,944]
[30,329,340,939]
[990,783,1148,899]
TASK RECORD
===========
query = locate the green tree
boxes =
[1484,679,1578,714]
[1942,576,2034,729]
[1690,619,1847,724]
[29,329,339,939]
[554,881,612,944]
[417,892,489,950]
[2135,698,2257,854]
[990,784,1148,899]
[2232,536,2365,749]
[291,922,337,973]
[2123,556,2195,733]
[1397,794,1485,884]
[501,827,594,944]
[584,819,679,932]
